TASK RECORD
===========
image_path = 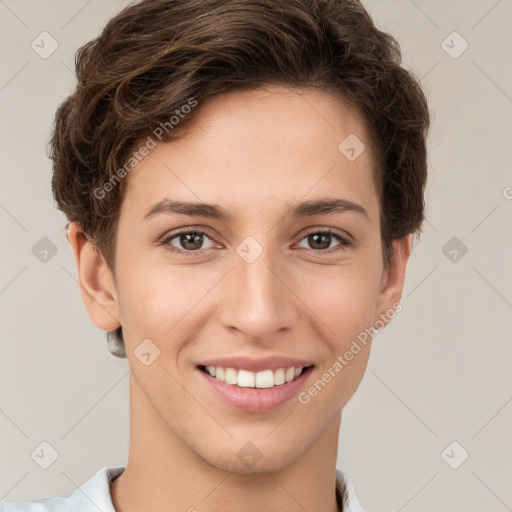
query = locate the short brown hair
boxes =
[50,0,430,357]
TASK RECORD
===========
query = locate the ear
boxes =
[67,222,121,331]
[374,235,411,329]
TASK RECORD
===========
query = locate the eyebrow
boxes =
[143,197,369,222]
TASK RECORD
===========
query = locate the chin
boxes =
[198,436,311,475]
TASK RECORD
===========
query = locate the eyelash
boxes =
[160,227,352,256]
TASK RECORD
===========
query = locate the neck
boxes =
[111,373,342,512]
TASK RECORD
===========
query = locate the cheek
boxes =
[303,265,380,344]
[115,260,170,339]
[115,260,220,349]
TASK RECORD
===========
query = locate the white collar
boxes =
[1,465,363,512]
[336,467,365,511]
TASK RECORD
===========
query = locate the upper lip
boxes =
[198,356,314,373]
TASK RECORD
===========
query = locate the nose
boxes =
[219,241,298,342]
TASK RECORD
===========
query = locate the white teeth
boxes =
[285,367,295,382]
[237,369,255,388]
[274,368,285,385]
[255,369,274,388]
[215,367,225,382]
[225,367,238,385]
[203,365,308,388]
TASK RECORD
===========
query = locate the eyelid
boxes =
[298,226,353,243]
[294,227,353,252]
[160,226,220,250]
[160,225,354,255]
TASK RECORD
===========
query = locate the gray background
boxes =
[1,1,511,510]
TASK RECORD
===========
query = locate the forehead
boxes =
[121,85,379,222]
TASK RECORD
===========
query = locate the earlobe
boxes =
[374,235,411,329]
[67,222,121,332]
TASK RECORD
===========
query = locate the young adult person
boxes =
[2,0,429,510]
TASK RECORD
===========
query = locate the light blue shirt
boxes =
[1,466,364,511]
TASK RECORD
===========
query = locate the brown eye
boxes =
[177,232,204,251]
[296,229,351,252]
[162,230,216,253]
[308,233,332,250]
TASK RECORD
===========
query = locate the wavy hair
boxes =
[49,0,430,358]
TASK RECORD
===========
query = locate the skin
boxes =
[68,85,410,512]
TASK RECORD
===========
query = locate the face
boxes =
[87,85,407,474]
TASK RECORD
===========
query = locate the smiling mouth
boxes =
[197,364,314,389]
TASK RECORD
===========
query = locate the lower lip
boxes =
[196,366,314,413]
